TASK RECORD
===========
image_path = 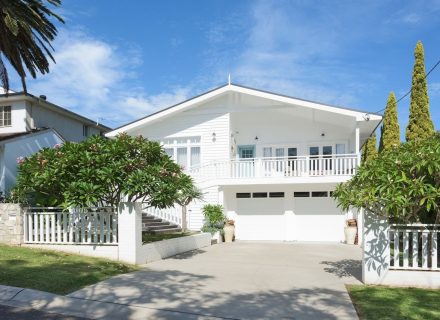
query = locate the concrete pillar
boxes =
[118,202,143,264]
[362,211,390,284]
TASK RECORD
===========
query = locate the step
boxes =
[145,224,179,231]
[142,217,163,223]
[147,227,182,234]
[142,222,170,227]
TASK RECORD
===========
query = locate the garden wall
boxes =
[0,203,24,245]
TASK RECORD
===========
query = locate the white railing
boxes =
[143,205,182,226]
[24,207,118,245]
[390,225,439,271]
[189,154,359,181]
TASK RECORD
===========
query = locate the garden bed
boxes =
[142,231,196,244]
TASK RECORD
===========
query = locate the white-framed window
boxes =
[82,125,89,137]
[0,106,11,127]
[161,136,201,169]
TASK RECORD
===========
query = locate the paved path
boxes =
[68,242,362,319]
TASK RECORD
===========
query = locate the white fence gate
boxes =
[390,224,439,271]
[24,207,118,244]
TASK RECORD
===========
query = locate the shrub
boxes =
[201,204,225,234]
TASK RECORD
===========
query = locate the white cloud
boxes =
[26,29,190,127]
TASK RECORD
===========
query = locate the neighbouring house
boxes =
[107,83,382,242]
[0,90,111,194]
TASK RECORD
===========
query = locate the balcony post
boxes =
[255,158,262,178]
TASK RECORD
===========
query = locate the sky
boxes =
[7,0,440,136]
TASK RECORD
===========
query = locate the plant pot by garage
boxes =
[344,226,357,245]
[212,231,222,243]
[223,219,235,243]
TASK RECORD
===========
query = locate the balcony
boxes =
[188,154,360,182]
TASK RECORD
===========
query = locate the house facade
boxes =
[107,84,382,242]
[0,91,111,194]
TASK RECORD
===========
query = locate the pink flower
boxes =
[16,156,25,164]
[54,143,62,149]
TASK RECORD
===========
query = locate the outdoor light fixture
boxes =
[212,132,216,142]
[321,133,325,137]
[255,136,259,140]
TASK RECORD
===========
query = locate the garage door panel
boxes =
[235,199,285,241]
[295,198,344,242]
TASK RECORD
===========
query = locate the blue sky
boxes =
[8,0,440,136]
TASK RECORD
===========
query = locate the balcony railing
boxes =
[188,154,360,181]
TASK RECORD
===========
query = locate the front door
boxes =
[236,145,255,177]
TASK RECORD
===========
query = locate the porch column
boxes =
[355,124,360,153]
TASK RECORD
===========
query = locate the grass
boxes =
[348,285,440,320]
[142,231,196,244]
[0,244,138,295]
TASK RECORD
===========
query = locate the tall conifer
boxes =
[361,134,378,164]
[406,41,435,141]
[379,92,400,153]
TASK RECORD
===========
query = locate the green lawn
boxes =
[0,244,138,295]
[348,285,440,320]
[142,231,196,244]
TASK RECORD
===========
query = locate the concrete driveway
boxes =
[69,242,362,319]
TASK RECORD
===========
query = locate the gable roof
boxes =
[0,128,65,145]
[107,83,382,137]
[0,92,112,132]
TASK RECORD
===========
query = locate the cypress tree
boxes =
[379,92,400,153]
[406,41,435,141]
[361,133,378,164]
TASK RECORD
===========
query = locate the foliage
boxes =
[333,133,440,223]
[0,244,138,295]
[201,204,225,234]
[406,41,435,142]
[348,285,440,320]
[361,133,378,164]
[10,133,195,208]
[0,0,64,92]
[142,231,195,244]
[175,175,203,231]
[379,92,400,153]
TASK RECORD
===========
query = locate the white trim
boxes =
[0,128,65,146]
[106,84,382,137]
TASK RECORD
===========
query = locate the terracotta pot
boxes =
[344,226,357,245]
[223,225,235,242]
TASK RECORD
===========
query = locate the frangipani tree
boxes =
[11,134,196,209]
[333,133,440,224]
[175,175,203,232]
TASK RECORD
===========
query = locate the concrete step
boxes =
[148,227,182,234]
[145,224,179,231]
[142,217,163,223]
[142,222,170,227]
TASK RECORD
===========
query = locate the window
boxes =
[329,191,334,197]
[263,147,272,158]
[312,191,328,197]
[253,192,267,198]
[275,148,285,157]
[161,136,201,169]
[0,106,11,127]
[82,125,89,137]
[294,192,310,198]
[288,148,297,158]
[236,193,251,198]
[269,192,284,198]
[238,146,255,159]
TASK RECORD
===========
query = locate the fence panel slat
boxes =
[422,233,429,268]
[432,232,438,270]
[39,214,44,242]
[403,231,409,268]
[394,231,400,267]
[412,231,419,268]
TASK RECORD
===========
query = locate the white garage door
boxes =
[235,197,285,241]
[294,197,345,242]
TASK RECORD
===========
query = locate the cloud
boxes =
[25,29,190,127]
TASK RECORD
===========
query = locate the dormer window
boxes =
[0,106,11,127]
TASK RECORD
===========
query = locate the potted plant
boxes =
[344,219,357,245]
[223,219,235,242]
[201,204,225,243]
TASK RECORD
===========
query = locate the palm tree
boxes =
[176,176,203,232]
[0,0,64,93]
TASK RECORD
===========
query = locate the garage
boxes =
[228,189,346,242]
[234,192,286,241]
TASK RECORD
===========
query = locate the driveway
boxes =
[69,242,362,319]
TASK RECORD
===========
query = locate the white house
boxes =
[107,83,382,242]
[0,91,111,194]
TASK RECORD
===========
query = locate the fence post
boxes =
[362,211,390,284]
[118,202,143,264]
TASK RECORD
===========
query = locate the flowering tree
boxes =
[333,133,440,224]
[10,134,195,208]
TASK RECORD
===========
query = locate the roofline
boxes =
[0,128,65,146]
[107,82,383,136]
[0,92,112,131]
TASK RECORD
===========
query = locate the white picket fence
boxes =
[24,207,118,245]
[390,225,439,271]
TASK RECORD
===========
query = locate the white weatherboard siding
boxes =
[0,101,27,133]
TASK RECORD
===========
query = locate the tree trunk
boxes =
[181,205,187,232]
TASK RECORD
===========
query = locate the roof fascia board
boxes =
[107,85,230,137]
[0,128,63,146]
